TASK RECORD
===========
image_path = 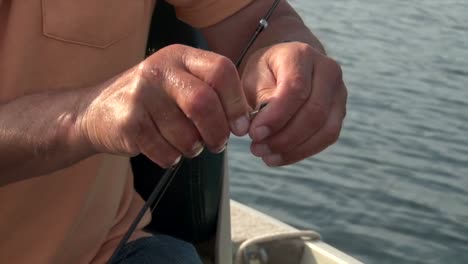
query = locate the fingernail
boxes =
[230,115,250,136]
[263,154,282,167]
[252,126,270,141]
[189,141,204,158]
[213,140,228,154]
[171,155,182,166]
[252,144,272,157]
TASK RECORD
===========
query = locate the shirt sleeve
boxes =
[167,0,255,28]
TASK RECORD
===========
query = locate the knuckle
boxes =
[208,55,235,86]
[139,60,165,85]
[213,55,233,71]
[324,122,341,145]
[323,57,343,81]
[296,42,315,57]
[163,44,187,57]
[185,88,216,118]
[168,43,185,51]
[288,75,310,102]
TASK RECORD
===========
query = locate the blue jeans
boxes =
[113,235,203,264]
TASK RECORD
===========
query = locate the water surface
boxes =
[229,1,468,263]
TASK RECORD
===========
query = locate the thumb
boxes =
[248,46,313,142]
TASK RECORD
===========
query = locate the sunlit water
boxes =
[229,1,468,263]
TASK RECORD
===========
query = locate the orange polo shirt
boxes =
[0,0,252,263]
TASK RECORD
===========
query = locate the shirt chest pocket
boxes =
[41,0,144,48]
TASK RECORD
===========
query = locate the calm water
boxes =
[229,1,468,263]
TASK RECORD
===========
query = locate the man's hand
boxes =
[80,44,251,168]
[242,42,347,166]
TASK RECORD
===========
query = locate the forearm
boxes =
[201,0,325,68]
[0,89,94,186]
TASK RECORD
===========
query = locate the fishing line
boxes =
[235,0,281,68]
[107,0,281,262]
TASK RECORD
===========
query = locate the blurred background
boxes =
[228,0,468,263]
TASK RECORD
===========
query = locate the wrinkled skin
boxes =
[243,41,347,166]
[80,44,251,168]
[79,42,347,168]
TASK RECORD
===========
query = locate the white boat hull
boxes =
[230,200,364,264]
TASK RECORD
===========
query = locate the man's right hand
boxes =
[79,44,251,168]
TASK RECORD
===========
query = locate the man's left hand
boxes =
[242,42,347,166]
